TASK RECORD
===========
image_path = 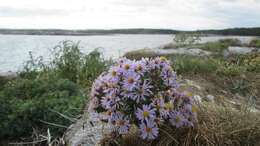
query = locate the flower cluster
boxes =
[88,57,197,140]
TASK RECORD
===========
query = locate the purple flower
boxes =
[150,57,161,69]
[121,60,135,73]
[101,96,113,109]
[140,119,159,140]
[90,77,104,97]
[104,86,119,98]
[169,111,186,128]
[101,95,121,110]
[114,113,131,134]
[152,98,170,118]
[134,60,147,75]
[108,66,121,83]
[123,72,140,91]
[131,80,153,102]
[88,97,99,112]
[89,112,100,122]
[136,104,156,121]
[160,65,178,87]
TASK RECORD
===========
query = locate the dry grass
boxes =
[100,103,260,146]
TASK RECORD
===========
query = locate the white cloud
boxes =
[0,0,259,29]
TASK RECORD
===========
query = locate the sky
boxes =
[0,0,259,30]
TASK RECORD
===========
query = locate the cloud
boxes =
[0,0,259,29]
[0,6,69,17]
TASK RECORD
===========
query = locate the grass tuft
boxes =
[101,104,260,146]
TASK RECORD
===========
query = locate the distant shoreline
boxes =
[0,27,260,36]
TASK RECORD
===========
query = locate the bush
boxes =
[0,76,85,139]
[249,39,260,48]
[0,41,109,141]
[50,41,109,86]
[198,39,241,55]
[173,33,201,47]
[218,38,242,46]
[170,55,218,74]
[88,57,197,141]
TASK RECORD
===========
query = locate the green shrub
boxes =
[51,41,109,86]
[0,41,109,141]
[171,55,218,74]
[0,76,10,88]
[249,39,260,48]
[216,63,246,77]
[0,76,85,139]
[173,33,201,47]
[80,50,111,87]
[218,38,242,46]
[198,39,241,55]
[199,42,228,53]
[225,53,260,73]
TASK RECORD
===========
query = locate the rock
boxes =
[65,115,110,146]
[0,71,17,79]
[183,79,202,90]
[206,95,215,102]
[227,46,259,55]
[193,95,202,103]
[153,48,212,56]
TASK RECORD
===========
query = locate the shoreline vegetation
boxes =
[0,34,260,145]
[106,35,260,146]
[0,27,260,36]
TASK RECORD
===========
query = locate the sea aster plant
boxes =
[88,57,197,140]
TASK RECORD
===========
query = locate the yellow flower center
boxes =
[155,104,161,110]
[111,71,117,76]
[175,116,181,123]
[124,64,130,70]
[145,127,152,133]
[164,102,173,110]
[117,120,125,126]
[186,92,193,97]
[136,65,143,71]
[192,105,197,113]
[127,77,134,84]
[143,111,149,117]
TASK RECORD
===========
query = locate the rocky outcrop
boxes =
[0,71,17,79]
[226,46,259,55]
[65,115,110,146]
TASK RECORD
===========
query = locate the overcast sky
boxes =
[0,0,259,30]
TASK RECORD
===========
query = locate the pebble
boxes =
[193,95,202,103]
[206,95,215,102]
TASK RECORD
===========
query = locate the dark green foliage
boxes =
[197,38,242,55]
[51,41,110,87]
[0,76,85,139]
[196,27,260,36]
[171,55,218,74]
[0,41,109,141]
[218,38,241,46]
[52,41,82,83]
[173,33,201,47]
[1,27,260,36]
[0,76,9,88]
[249,39,260,48]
